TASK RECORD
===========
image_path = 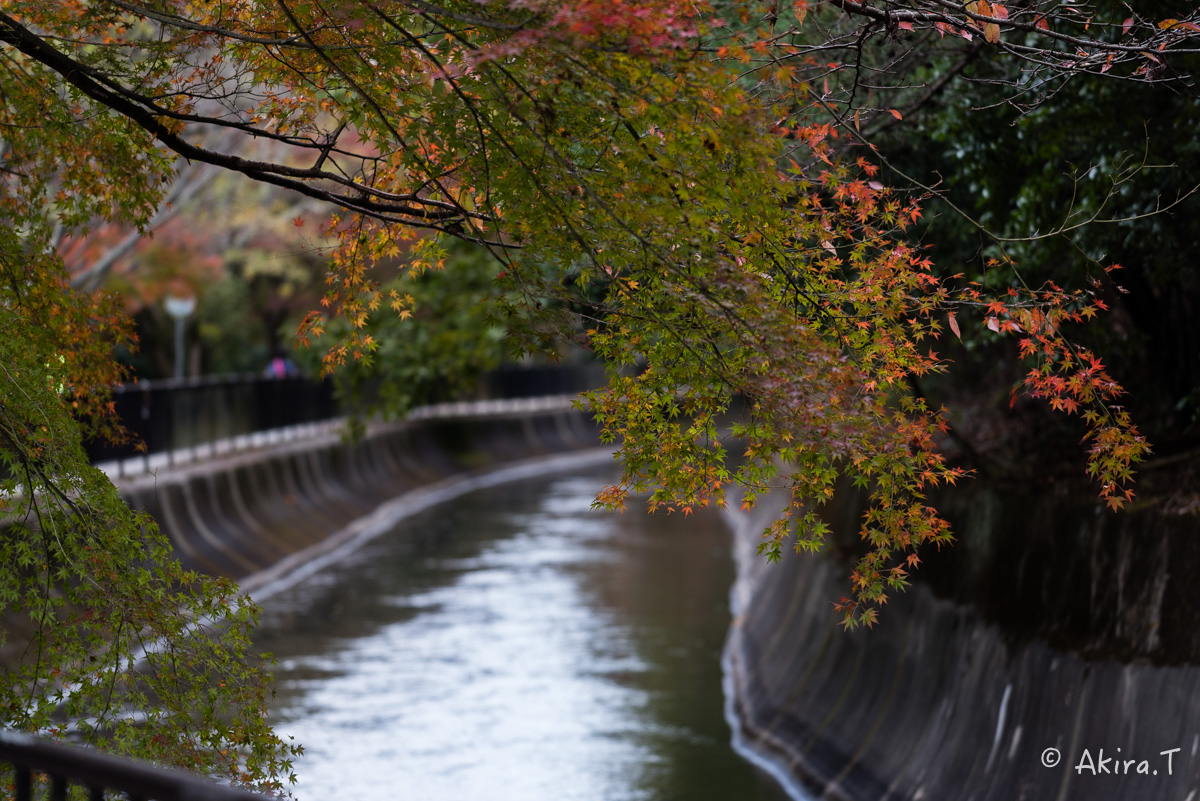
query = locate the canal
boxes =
[252,465,791,801]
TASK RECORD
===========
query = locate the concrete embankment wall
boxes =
[114,399,605,592]
[724,481,1200,801]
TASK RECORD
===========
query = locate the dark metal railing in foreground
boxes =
[0,732,270,801]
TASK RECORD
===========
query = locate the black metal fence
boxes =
[0,731,269,801]
[83,375,338,466]
[83,364,609,472]
[483,363,607,399]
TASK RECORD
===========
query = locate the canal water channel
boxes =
[252,465,791,801]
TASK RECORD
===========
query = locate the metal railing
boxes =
[84,374,338,475]
[0,731,270,801]
[483,364,606,399]
[84,364,609,478]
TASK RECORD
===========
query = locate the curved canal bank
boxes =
[111,393,1200,801]
[110,398,790,798]
[723,479,1200,801]
[111,397,606,593]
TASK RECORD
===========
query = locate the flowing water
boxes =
[253,465,790,801]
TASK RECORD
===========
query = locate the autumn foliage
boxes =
[0,229,300,788]
[0,0,1184,653]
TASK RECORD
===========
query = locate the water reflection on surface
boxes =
[255,466,789,801]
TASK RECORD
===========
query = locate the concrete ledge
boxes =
[116,397,604,585]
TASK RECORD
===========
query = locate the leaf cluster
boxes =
[0,0,1168,628]
[0,227,300,791]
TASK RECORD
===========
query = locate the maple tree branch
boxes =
[105,0,310,47]
[0,11,494,234]
[810,91,1200,258]
[862,40,984,138]
[827,0,1200,57]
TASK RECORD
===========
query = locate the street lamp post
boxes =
[164,295,196,381]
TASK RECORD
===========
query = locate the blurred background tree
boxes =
[293,238,510,430]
